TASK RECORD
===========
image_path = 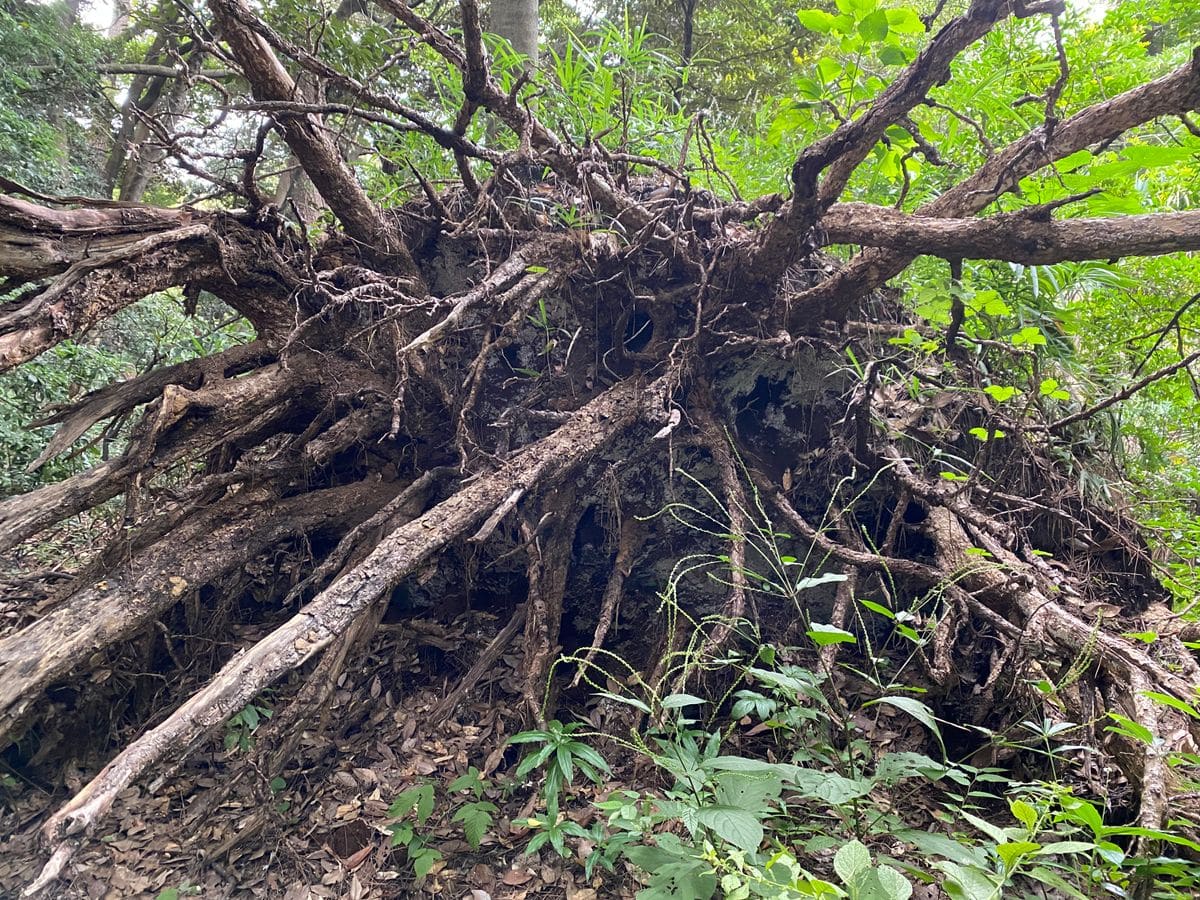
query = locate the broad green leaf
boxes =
[796,76,825,99]
[885,7,925,32]
[1008,798,1037,831]
[696,805,764,853]
[1012,326,1047,347]
[983,384,1017,402]
[869,864,913,899]
[834,839,871,883]
[995,840,1040,871]
[858,9,889,42]
[935,861,1003,900]
[410,846,442,879]
[836,0,875,16]
[797,9,839,32]
[896,829,988,868]
[788,768,872,804]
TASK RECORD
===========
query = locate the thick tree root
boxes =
[26,376,668,888]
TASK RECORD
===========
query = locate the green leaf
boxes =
[241,703,260,730]
[935,862,1001,900]
[594,691,651,714]
[807,623,857,645]
[660,692,708,710]
[877,44,909,66]
[870,864,913,899]
[385,782,436,825]
[796,572,849,591]
[570,742,611,776]
[1099,826,1200,852]
[1105,712,1155,745]
[836,0,875,15]
[1012,325,1047,347]
[555,743,575,785]
[960,810,1011,845]
[1141,690,1199,719]
[508,729,552,744]
[156,891,180,900]
[453,801,497,849]
[448,767,485,798]
[1122,631,1158,643]
[796,76,825,99]
[983,384,1017,402]
[1009,798,1037,831]
[864,696,944,753]
[525,265,549,273]
[1035,840,1099,855]
[696,805,763,853]
[858,598,895,619]
[788,768,872,804]
[797,9,839,32]
[857,9,889,42]
[410,846,442,879]
[995,840,1040,871]
[834,839,871,883]
[885,7,925,32]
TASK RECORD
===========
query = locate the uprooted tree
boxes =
[4,0,1200,891]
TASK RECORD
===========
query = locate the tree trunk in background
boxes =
[491,0,538,66]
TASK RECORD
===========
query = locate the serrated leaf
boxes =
[410,846,442,879]
[453,801,497,849]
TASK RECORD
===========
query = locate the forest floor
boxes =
[0,578,636,900]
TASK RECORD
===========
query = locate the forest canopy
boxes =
[3,0,1200,896]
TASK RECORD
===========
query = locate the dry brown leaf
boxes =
[501,867,534,886]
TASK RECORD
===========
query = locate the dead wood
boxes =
[2,3,1199,891]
